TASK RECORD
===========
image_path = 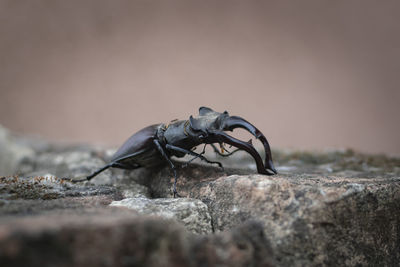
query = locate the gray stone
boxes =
[142,151,400,266]
[0,214,275,267]
[118,183,151,199]
[186,174,400,266]
[22,151,114,185]
[0,175,119,202]
[110,197,212,234]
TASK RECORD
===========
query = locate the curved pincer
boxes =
[221,116,277,174]
[207,130,274,175]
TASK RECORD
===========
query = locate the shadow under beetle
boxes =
[73,107,277,197]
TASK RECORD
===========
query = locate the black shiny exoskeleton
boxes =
[80,107,277,197]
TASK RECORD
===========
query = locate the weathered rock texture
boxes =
[0,214,274,267]
[0,125,399,266]
[110,197,213,234]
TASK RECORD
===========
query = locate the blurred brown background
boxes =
[0,1,399,155]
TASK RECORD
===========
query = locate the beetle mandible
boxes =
[74,107,277,197]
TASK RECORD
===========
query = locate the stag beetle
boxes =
[73,107,277,197]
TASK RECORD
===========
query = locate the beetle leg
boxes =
[211,143,239,157]
[61,175,88,183]
[86,164,113,181]
[62,163,113,183]
[181,144,206,167]
[165,144,224,171]
[154,139,180,197]
[201,143,207,153]
[210,139,253,157]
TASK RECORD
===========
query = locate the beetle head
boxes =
[189,107,229,134]
[189,107,277,175]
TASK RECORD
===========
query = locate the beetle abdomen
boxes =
[110,124,161,168]
[113,147,163,169]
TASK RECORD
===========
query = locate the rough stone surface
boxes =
[0,124,399,266]
[20,150,115,185]
[110,198,213,234]
[0,214,275,267]
[139,153,400,266]
[189,175,400,266]
[0,175,119,201]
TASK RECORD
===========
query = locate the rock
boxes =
[142,151,400,266]
[117,183,151,199]
[1,125,399,266]
[190,220,275,267]
[186,174,400,266]
[21,151,114,185]
[144,160,252,198]
[110,197,212,234]
[0,214,275,267]
[0,175,119,202]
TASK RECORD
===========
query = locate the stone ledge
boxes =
[0,214,274,267]
[0,125,399,266]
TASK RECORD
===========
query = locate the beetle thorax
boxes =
[162,120,200,152]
